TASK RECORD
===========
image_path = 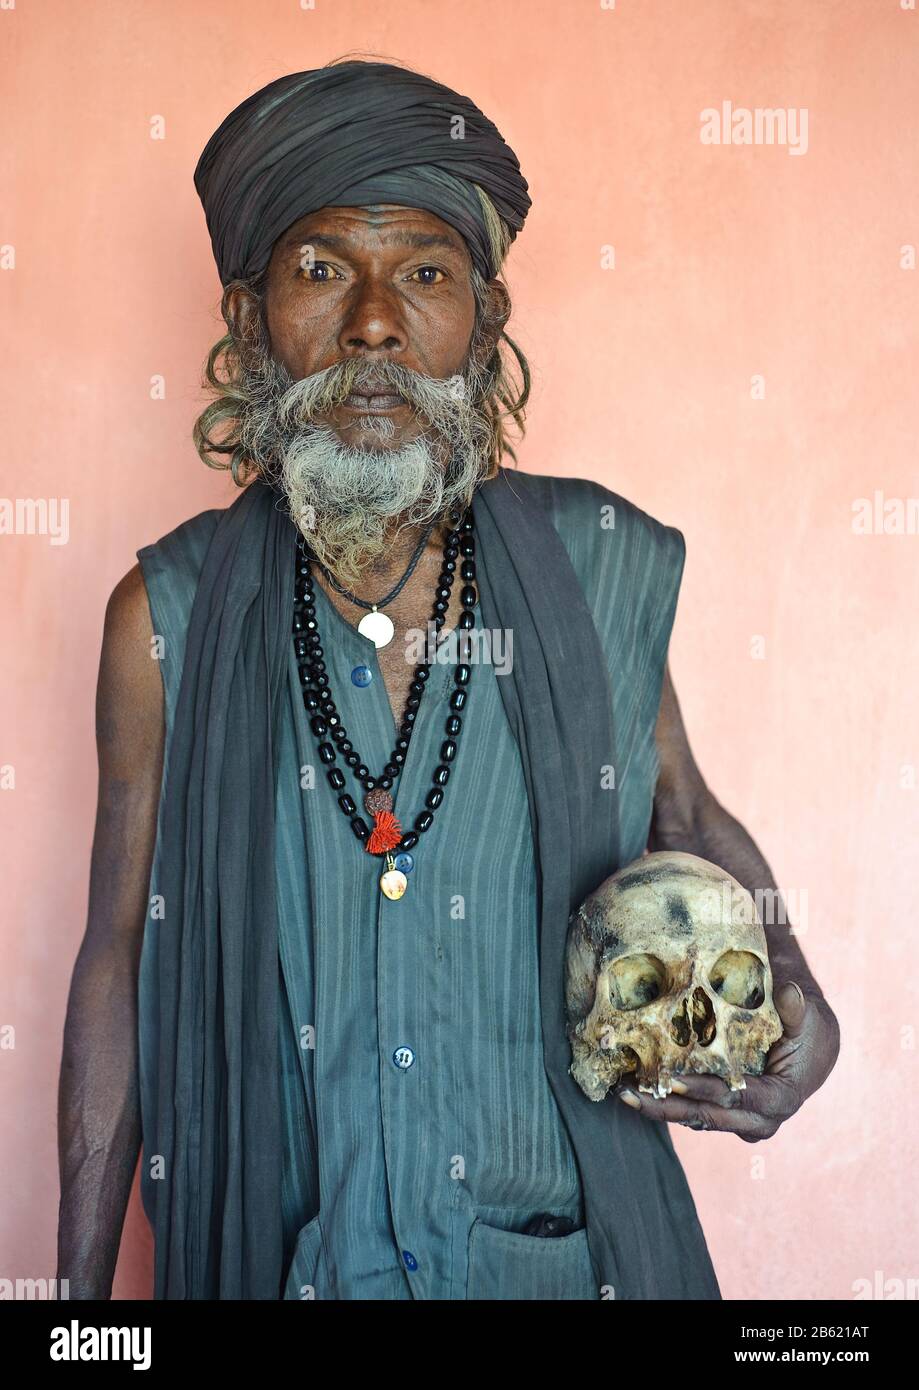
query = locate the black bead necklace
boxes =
[292,511,478,900]
[310,516,439,650]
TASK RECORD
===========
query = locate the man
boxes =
[57,59,839,1301]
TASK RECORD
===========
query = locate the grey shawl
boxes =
[151,470,720,1299]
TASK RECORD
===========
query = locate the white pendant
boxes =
[380,868,408,900]
[358,609,395,649]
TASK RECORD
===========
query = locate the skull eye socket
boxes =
[607,954,668,1010]
[709,950,766,1009]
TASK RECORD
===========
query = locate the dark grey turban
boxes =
[193,60,531,285]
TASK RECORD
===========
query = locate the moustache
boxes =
[275,358,470,428]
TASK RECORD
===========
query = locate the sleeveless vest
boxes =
[136,470,720,1300]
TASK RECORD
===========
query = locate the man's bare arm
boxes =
[56,564,164,1298]
[650,661,831,1015]
[618,661,841,1138]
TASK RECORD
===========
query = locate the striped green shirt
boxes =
[137,471,685,1299]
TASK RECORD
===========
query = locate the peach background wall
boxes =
[2,0,917,1301]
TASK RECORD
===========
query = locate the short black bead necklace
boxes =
[292,510,478,900]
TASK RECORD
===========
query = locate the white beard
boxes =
[234,345,495,584]
[279,423,483,585]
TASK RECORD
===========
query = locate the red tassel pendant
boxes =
[364,789,407,897]
[366,809,403,855]
[364,787,403,855]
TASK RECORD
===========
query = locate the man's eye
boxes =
[410,266,446,286]
[299,261,340,282]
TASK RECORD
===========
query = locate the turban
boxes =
[193,60,531,286]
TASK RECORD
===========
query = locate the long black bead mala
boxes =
[292,511,478,899]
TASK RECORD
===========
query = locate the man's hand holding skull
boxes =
[565,851,840,1143]
[615,980,839,1142]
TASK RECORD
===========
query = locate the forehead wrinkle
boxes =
[276,209,467,261]
[307,231,463,256]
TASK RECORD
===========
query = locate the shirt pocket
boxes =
[465,1217,599,1300]
[283,1214,328,1300]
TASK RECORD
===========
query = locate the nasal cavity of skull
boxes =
[709,950,766,1010]
[607,954,667,1010]
[670,987,717,1048]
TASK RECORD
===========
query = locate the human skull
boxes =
[565,851,783,1101]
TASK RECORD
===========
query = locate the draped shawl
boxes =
[151,471,720,1300]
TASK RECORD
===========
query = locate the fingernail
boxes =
[790,981,806,1008]
[669,1079,689,1095]
[618,1090,641,1110]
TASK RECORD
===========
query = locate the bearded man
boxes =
[57,59,839,1301]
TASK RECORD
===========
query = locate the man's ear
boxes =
[472,279,512,366]
[225,285,265,362]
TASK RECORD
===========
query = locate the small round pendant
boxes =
[358,609,395,649]
[380,868,408,900]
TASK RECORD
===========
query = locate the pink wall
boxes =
[2,0,917,1301]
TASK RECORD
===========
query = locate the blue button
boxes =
[402,1250,418,1271]
[392,1045,415,1070]
[394,851,414,875]
[351,664,373,687]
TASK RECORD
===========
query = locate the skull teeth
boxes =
[638,1077,673,1099]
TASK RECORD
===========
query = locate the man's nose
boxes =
[337,279,408,355]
